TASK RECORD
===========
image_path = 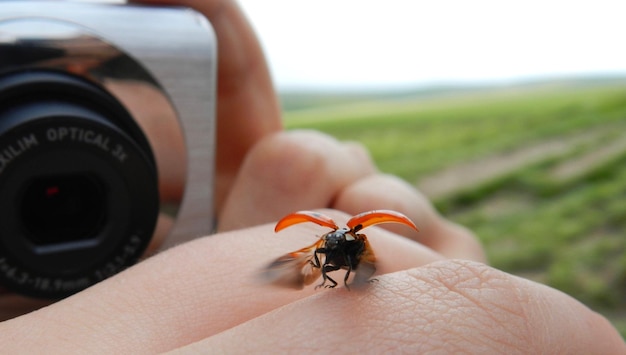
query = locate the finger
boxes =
[334,174,486,262]
[218,131,377,231]
[130,0,282,211]
[0,211,442,353]
[173,260,626,354]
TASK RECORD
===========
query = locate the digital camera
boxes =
[0,1,217,299]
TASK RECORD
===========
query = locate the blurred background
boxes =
[240,0,626,336]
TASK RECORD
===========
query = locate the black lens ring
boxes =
[0,69,154,162]
[0,71,159,299]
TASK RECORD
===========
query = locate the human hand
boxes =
[0,131,623,353]
[129,0,284,214]
[126,0,481,258]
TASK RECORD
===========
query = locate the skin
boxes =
[0,0,623,353]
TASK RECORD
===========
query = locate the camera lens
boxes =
[20,174,106,246]
[0,70,159,299]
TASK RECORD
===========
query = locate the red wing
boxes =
[261,239,324,289]
[347,210,418,232]
[352,235,377,286]
[274,211,339,232]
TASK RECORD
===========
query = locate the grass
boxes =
[282,80,626,338]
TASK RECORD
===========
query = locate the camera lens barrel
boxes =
[0,70,159,299]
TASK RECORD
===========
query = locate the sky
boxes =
[238,0,626,91]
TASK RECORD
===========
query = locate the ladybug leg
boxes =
[309,251,322,269]
[311,249,333,289]
[316,264,340,289]
[342,255,353,290]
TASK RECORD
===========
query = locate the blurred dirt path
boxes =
[417,126,626,199]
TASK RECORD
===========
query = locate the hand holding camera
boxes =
[0,1,219,299]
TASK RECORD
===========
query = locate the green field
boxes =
[282,79,626,337]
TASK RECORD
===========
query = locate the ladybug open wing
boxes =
[274,211,339,232]
[347,210,418,232]
[261,239,323,289]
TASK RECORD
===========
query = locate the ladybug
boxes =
[262,210,418,290]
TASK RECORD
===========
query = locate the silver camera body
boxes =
[0,1,216,298]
